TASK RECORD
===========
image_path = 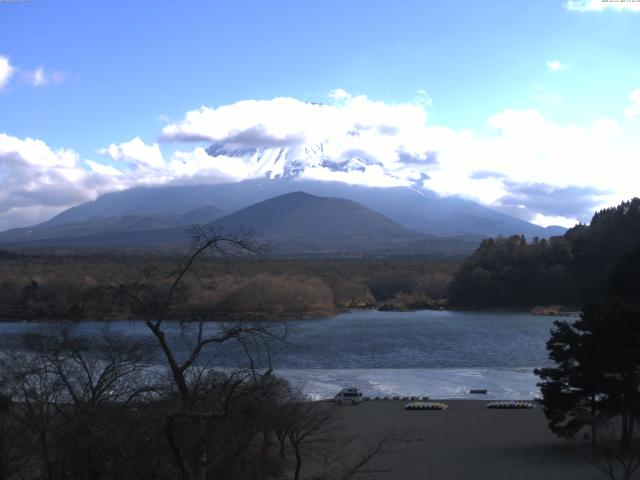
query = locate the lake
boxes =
[0,309,569,400]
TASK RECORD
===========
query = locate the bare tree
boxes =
[285,400,335,480]
[0,361,24,480]
[0,225,395,480]
[585,426,640,480]
[20,329,157,411]
[3,348,66,480]
[310,431,399,480]
[110,225,287,480]
[0,327,163,480]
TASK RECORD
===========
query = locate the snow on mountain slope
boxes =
[205,139,419,188]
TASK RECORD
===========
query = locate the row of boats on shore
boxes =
[333,387,537,409]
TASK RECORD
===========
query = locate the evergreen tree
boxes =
[534,311,608,445]
[535,247,640,446]
[450,198,640,308]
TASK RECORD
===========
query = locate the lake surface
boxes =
[0,310,569,400]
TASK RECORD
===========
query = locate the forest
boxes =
[448,198,640,308]
[3,198,640,319]
[0,253,454,322]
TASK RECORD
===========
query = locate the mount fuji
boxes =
[0,143,566,253]
[205,138,401,182]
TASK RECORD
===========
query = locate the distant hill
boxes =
[0,249,20,260]
[213,191,446,255]
[0,206,222,243]
[0,192,480,258]
[29,178,565,238]
[448,198,640,308]
[216,191,411,239]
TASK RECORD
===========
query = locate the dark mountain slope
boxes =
[212,192,476,256]
[214,191,412,239]
[31,178,565,238]
[0,192,479,257]
[0,207,223,243]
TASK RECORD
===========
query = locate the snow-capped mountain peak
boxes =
[205,140,417,187]
[206,141,331,179]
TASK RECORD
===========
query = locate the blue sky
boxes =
[0,0,639,230]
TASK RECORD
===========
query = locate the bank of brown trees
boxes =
[0,254,455,321]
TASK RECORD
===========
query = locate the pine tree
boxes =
[536,247,640,446]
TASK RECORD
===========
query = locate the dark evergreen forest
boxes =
[448,198,640,308]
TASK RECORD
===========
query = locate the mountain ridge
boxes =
[25,178,566,239]
[0,191,481,258]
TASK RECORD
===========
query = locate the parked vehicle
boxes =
[334,387,363,405]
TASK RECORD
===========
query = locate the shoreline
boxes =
[276,366,543,401]
[0,304,579,323]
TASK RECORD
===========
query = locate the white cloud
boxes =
[529,84,562,103]
[159,94,433,188]
[167,147,255,183]
[0,56,68,90]
[425,109,637,224]
[30,67,45,86]
[0,133,121,231]
[3,90,638,231]
[155,93,637,226]
[625,89,640,120]
[98,137,166,168]
[531,212,578,228]
[23,66,67,87]
[0,55,15,89]
[328,88,351,100]
[565,0,640,11]
[84,160,123,177]
[95,138,250,187]
[546,59,567,72]
[160,95,428,148]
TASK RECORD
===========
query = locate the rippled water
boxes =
[280,309,558,369]
[0,309,569,399]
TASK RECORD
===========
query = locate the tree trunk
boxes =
[591,395,598,447]
[197,434,207,480]
[165,416,191,480]
[146,322,191,407]
[0,433,5,480]
[262,430,271,455]
[293,444,302,480]
[34,428,55,480]
[621,410,631,447]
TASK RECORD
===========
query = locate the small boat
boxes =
[486,401,535,409]
[470,389,487,394]
[405,401,448,410]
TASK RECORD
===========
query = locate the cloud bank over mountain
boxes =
[0,89,637,231]
[0,134,115,231]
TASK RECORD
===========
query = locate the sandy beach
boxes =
[324,400,593,480]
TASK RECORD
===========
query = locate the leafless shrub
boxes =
[585,426,640,480]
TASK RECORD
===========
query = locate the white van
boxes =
[334,387,363,405]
